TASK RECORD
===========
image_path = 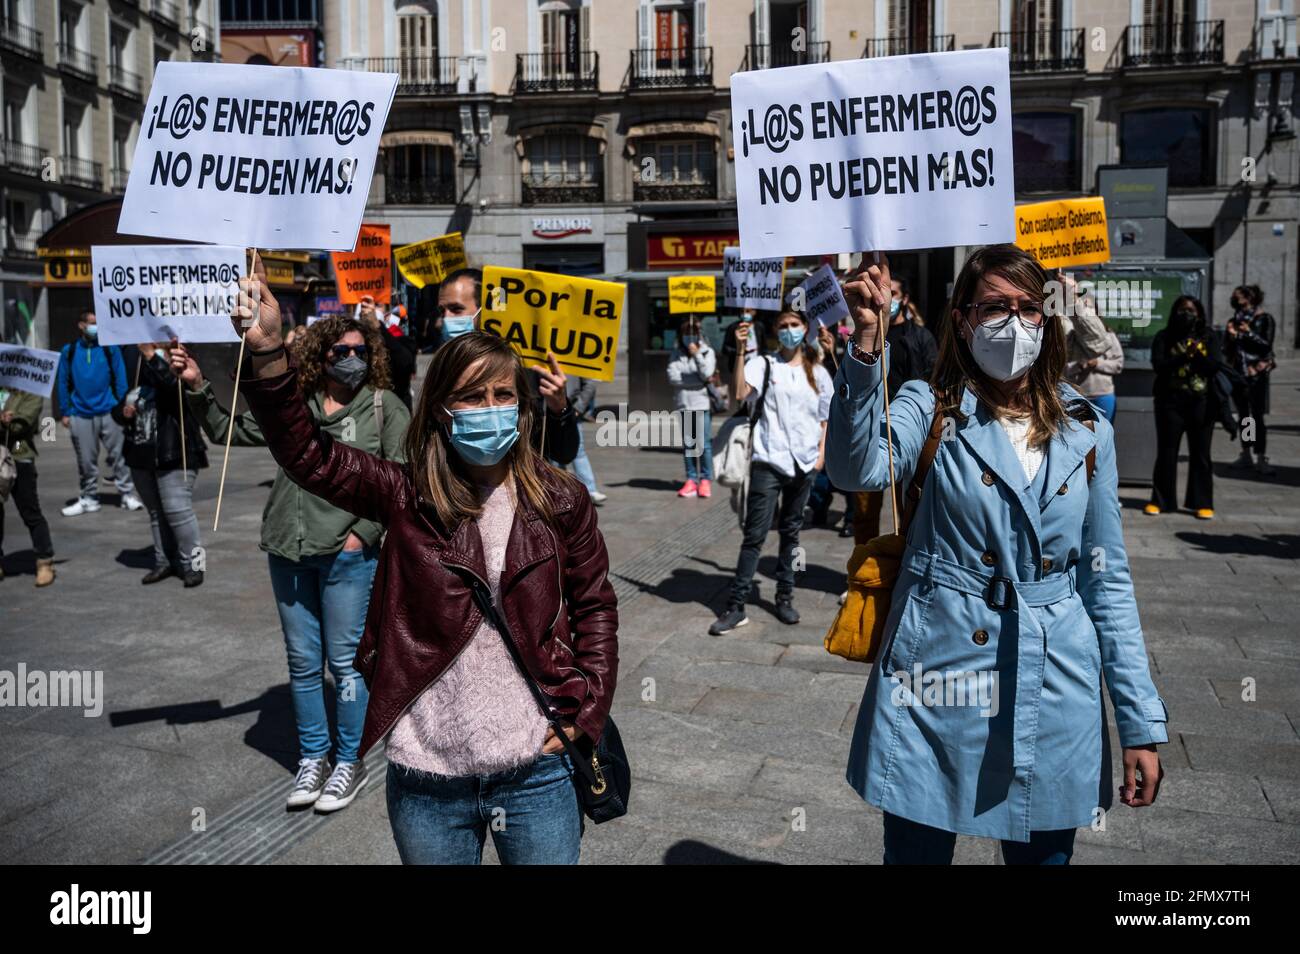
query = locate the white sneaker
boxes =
[589,491,608,504]
[120,493,144,511]
[61,497,101,517]
[315,760,368,813]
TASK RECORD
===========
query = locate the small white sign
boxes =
[722,247,786,311]
[795,264,850,329]
[730,48,1015,258]
[119,61,397,250]
[0,344,60,399]
[91,245,245,345]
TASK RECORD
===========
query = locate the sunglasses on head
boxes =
[328,344,369,360]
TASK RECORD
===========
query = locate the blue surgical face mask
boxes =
[83,325,99,340]
[443,403,520,466]
[777,327,805,351]
[444,313,476,339]
[889,299,901,318]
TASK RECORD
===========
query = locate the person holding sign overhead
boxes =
[172,301,410,814]
[710,309,832,635]
[222,252,618,864]
[826,247,1166,864]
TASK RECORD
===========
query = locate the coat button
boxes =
[839,382,850,399]
[981,471,995,486]
[1042,557,1054,572]
[972,629,989,645]
[981,550,997,567]
[1057,483,1069,495]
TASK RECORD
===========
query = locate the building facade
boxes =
[325,0,1297,358]
[1,0,222,343]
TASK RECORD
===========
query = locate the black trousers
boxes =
[1233,374,1270,456]
[1151,396,1215,512]
[729,461,815,605]
[0,460,54,560]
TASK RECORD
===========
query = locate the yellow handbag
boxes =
[824,390,945,664]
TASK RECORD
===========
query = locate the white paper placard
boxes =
[119,62,397,251]
[721,247,786,311]
[794,264,850,328]
[0,344,60,399]
[730,48,1015,259]
[91,245,245,345]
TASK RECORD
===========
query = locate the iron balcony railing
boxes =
[627,46,713,88]
[384,176,457,205]
[633,178,717,202]
[59,155,104,190]
[5,233,39,259]
[348,55,459,94]
[109,63,143,97]
[863,35,954,57]
[515,51,599,93]
[1254,15,1298,60]
[990,28,1084,71]
[742,41,830,70]
[521,173,603,205]
[1,140,48,177]
[57,43,98,80]
[0,17,43,61]
[111,167,132,193]
[1117,19,1224,67]
[150,0,181,28]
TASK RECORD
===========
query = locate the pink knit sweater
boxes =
[385,480,549,776]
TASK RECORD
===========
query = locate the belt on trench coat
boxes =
[902,547,1078,772]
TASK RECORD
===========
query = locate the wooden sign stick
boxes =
[213,248,254,532]
[873,252,900,537]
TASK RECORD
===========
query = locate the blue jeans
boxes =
[683,408,714,481]
[386,754,583,864]
[267,546,376,763]
[883,812,1076,865]
[1091,393,1117,423]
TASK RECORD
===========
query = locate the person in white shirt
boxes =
[666,317,718,498]
[710,309,833,634]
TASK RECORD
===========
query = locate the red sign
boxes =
[647,231,740,268]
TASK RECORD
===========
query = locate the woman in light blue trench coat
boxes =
[826,246,1168,865]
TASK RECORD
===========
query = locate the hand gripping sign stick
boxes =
[212,248,257,532]
[870,251,901,537]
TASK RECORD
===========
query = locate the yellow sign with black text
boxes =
[43,256,93,285]
[394,232,469,289]
[481,266,625,382]
[1015,197,1110,269]
[668,275,716,314]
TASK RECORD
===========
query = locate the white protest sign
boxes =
[794,264,849,329]
[0,344,60,399]
[731,48,1015,258]
[119,62,397,250]
[722,247,785,311]
[91,245,244,345]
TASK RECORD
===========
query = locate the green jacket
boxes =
[1,388,43,462]
[186,379,410,561]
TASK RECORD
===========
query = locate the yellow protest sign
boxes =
[394,232,469,289]
[481,266,625,382]
[668,275,716,314]
[1015,197,1109,269]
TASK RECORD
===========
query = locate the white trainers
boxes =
[286,756,331,808]
[120,493,144,511]
[61,497,101,517]
[315,760,368,813]
[589,491,608,504]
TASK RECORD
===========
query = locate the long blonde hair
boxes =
[404,332,575,528]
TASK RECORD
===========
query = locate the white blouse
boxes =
[997,414,1044,484]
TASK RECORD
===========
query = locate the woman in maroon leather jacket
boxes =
[231,255,618,864]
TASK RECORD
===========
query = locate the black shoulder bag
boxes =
[467,580,630,824]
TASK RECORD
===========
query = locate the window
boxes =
[110,25,129,69]
[640,138,715,185]
[1120,107,1212,187]
[62,100,86,157]
[653,4,693,68]
[1012,111,1080,193]
[385,143,455,204]
[539,1,589,75]
[522,133,602,202]
[59,1,83,50]
[398,3,440,85]
[5,194,37,251]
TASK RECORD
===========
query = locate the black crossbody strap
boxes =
[467,578,600,787]
[748,355,773,426]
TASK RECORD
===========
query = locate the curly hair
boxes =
[291,315,392,397]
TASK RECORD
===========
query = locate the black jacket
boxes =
[882,318,938,398]
[1150,327,1224,405]
[382,329,418,409]
[111,354,209,472]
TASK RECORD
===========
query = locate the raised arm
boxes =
[227,253,410,525]
[171,343,266,446]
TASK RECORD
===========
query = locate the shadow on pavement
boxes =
[115,545,156,570]
[1173,531,1300,559]
[661,839,778,864]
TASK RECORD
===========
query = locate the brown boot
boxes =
[35,558,55,587]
